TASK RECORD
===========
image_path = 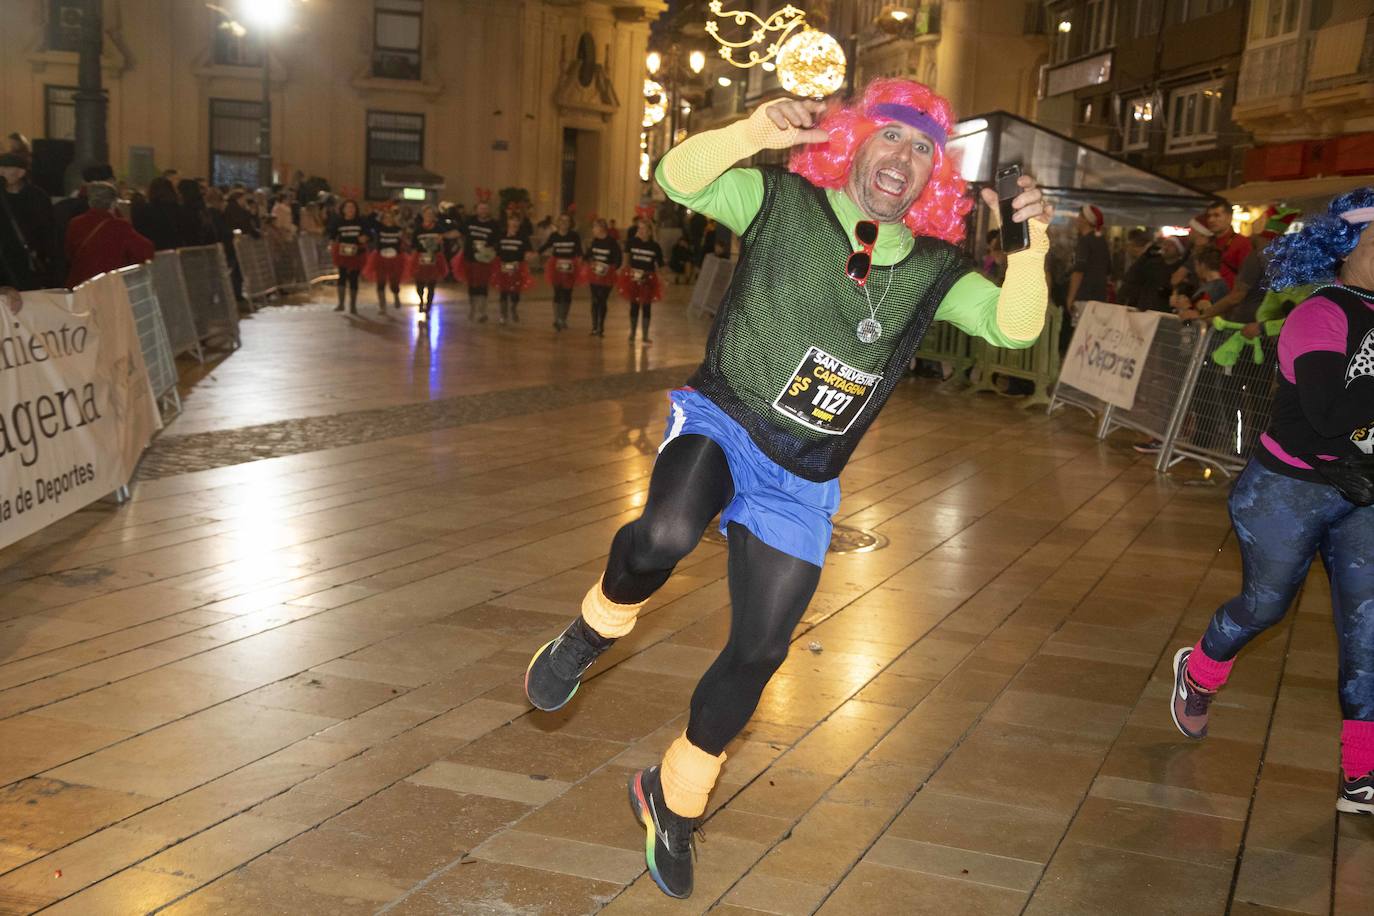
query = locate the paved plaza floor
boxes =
[0,282,1370,914]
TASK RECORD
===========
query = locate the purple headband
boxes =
[869,103,948,149]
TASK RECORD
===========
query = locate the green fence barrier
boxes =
[967,306,1063,409]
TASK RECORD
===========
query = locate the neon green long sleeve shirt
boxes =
[659,163,1038,349]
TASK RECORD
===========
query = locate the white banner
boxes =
[0,277,160,550]
[1058,301,1163,410]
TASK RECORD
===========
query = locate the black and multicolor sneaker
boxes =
[1170,646,1217,740]
[524,618,612,712]
[628,766,699,899]
[1338,770,1374,815]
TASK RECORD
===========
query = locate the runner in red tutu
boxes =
[539,213,583,332]
[493,214,535,324]
[582,218,622,337]
[618,216,664,344]
[452,199,501,322]
[328,198,368,314]
[363,207,407,313]
[408,205,448,317]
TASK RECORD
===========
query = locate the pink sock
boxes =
[1341,721,1374,780]
[1186,640,1233,691]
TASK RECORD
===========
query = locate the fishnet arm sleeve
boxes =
[660,101,812,194]
[996,220,1051,343]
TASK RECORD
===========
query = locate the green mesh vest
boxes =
[688,167,970,482]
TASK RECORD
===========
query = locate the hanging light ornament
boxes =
[704,2,845,98]
[642,79,666,127]
[775,28,846,99]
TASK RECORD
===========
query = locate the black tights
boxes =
[336,269,360,308]
[416,281,436,309]
[376,280,400,307]
[590,285,611,332]
[602,435,822,755]
[553,287,573,326]
[500,291,521,320]
[629,300,652,340]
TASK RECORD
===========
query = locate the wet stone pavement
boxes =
[0,283,1370,915]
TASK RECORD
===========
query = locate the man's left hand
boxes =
[0,287,20,316]
[978,175,1052,226]
[1241,322,1261,339]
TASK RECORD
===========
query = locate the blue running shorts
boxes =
[662,388,839,568]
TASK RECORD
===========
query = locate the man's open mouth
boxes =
[874,168,908,196]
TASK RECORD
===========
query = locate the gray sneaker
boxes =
[1170,647,1216,739]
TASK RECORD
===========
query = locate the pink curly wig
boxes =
[790,78,972,244]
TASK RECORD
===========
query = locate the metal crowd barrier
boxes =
[149,251,203,363]
[1047,309,1108,420]
[1156,328,1279,475]
[118,264,181,417]
[967,306,1064,409]
[687,254,734,319]
[912,320,979,378]
[1096,314,1208,447]
[298,233,338,284]
[177,244,241,349]
[233,232,279,308]
[267,231,309,293]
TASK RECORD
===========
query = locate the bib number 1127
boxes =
[772,345,881,435]
[811,384,854,415]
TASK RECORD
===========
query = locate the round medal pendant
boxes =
[856,317,883,344]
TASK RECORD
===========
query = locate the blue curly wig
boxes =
[1266,186,1374,290]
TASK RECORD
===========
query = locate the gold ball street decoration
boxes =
[776,28,846,99]
[642,78,666,127]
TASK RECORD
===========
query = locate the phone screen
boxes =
[996,165,1030,253]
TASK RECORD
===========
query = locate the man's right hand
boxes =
[747,100,830,150]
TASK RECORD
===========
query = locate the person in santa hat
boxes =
[1068,204,1110,317]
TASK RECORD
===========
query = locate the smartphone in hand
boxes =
[996,164,1030,253]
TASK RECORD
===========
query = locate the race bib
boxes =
[418,253,435,265]
[556,259,574,272]
[592,263,609,277]
[772,346,882,436]
[502,261,518,273]
[338,243,358,257]
[381,248,397,259]
[631,269,646,282]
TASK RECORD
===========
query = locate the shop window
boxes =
[1249,0,1300,42]
[213,20,264,67]
[1084,0,1117,53]
[373,0,423,80]
[209,98,263,187]
[366,111,424,200]
[47,0,85,51]
[1166,81,1223,153]
[45,86,78,141]
[1123,96,1154,151]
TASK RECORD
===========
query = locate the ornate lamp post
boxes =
[236,0,295,189]
[646,45,706,145]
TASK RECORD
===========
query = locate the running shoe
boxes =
[1338,770,1374,815]
[524,617,612,712]
[1133,439,1163,454]
[628,766,698,899]
[1170,646,1216,739]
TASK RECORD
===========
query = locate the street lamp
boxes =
[688,50,706,75]
[646,50,662,76]
[215,0,296,188]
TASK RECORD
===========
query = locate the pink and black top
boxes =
[1258,285,1374,482]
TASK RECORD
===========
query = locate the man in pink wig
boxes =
[522,78,1052,898]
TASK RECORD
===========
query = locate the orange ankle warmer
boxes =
[660,733,726,818]
[580,580,644,640]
